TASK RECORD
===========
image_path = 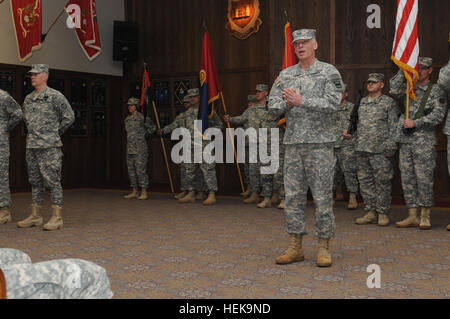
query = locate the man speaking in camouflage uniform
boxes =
[0,248,113,299]
[269,29,344,267]
[158,88,222,205]
[437,37,450,231]
[333,84,359,209]
[347,73,400,227]
[390,58,447,230]
[17,65,75,231]
[123,97,157,200]
[224,85,271,206]
[0,90,23,225]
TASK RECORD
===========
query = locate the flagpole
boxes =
[41,7,66,42]
[152,100,175,194]
[220,92,245,193]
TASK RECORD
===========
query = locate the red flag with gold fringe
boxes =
[65,0,101,61]
[11,0,42,62]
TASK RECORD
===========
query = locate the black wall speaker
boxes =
[113,21,138,62]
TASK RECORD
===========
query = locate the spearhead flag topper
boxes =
[198,31,222,134]
[391,0,420,101]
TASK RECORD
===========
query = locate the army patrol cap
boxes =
[292,29,316,43]
[247,94,257,102]
[367,73,385,83]
[256,84,268,92]
[28,64,49,74]
[185,88,200,98]
[126,97,140,106]
[418,57,433,68]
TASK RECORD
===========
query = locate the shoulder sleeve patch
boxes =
[329,73,344,91]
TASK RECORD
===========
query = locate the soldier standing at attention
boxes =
[333,84,359,210]
[158,88,223,205]
[0,90,23,225]
[437,42,450,231]
[347,73,400,227]
[390,58,446,230]
[224,85,269,205]
[17,64,75,231]
[269,29,344,267]
[123,97,157,200]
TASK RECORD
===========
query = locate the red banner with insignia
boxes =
[65,0,101,61]
[10,0,42,62]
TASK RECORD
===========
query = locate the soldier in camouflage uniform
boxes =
[437,45,450,231]
[158,88,222,205]
[256,84,278,208]
[123,97,157,200]
[269,29,344,267]
[272,116,286,209]
[0,90,23,225]
[0,248,113,299]
[333,84,359,209]
[224,85,270,206]
[175,95,206,200]
[347,73,400,227]
[390,58,447,230]
[239,94,258,198]
[17,65,75,231]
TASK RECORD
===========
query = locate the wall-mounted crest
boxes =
[226,0,262,40]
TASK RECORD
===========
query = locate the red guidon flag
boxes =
[10,0,42,62]
[65,0,101,61]
[279,21,297,129]
[391,0,419,101]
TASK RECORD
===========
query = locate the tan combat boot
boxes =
[395,208,419,228]
[271,192,280,205]
[43,205,63,231]
[377,213,390,226]
[278,199,285,209]
[240,187,251,198]
[178,191,195,203]
[124,188,138,199]
[419,207,431,230]
[17,204,43,228]
[0,207,12,224]
[257,197,272,208]
[335,186,344,201]
[317,238,332,267]
[243,192,259,204]
[137,189,148,200]
[202,192,216,206]
[275,234,305,265]
[347,193,358,210]
[195,192,205,200]
[355,211,377,225]
[174,191,187,199]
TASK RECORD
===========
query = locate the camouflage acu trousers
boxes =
[273,143,285,199]
[0,249,113,299]
[0,148,11,208]
[127,152,149,189]
[284,144,335,239]
[357,152,394,214]
[185,163,217,192]
[333,146,359,194]
[399,143,436,208]
[26,148,63,206]
[180,162,205,192]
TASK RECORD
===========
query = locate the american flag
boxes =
[391,0,420,101]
